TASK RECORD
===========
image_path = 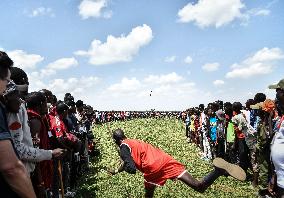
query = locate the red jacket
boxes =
[121,139,173,175]
[27,109,53,189]
[48,113,78,147]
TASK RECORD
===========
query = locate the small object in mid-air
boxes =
[150,90,152,96]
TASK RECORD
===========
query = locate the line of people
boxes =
[181,87,284,198]
[0,50,180,198]
[0,51,98,198]
[93,110,179,124]
[2,49,284,198]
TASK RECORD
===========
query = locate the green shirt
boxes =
[227,122,235,143]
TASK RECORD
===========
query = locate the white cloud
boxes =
[226,47,284,78]
[184,56,193,64]
[107,77,141,93]
[75,24,153,65]
[164,56,176,63]
[47,57,78,70]
[7,50,44,69]
[202,62,220,72]
[28,7,55,17]
[28,73,46,92]
[239,8,271,26]
[29,75,100,100]
[152,82,196,97]
[48,78,78,93]
[36,69,56,77]
[251,9,270,16]
[177,0,271,28]
[245,47,283,63]
[177,0,245,28]
[97,75,200,111]
[29,57,78,79]
[144,72,183,84]
[78,0,111,19]
[85,72,200,110]
[47,76,99,95]
[213,80,225,86]
[28,70,271,110]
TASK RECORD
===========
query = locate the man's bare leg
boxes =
[178,168,222,193]
[178,158,246,193]
[145,185,156,198]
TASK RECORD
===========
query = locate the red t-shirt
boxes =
[49,114,66,138]
[121,139,173,175]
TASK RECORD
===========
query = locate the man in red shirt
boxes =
[108,129,246,198]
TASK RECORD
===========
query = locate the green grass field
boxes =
[76,118,256,197]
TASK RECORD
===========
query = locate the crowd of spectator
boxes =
[0,51,181,198]
[1,50,284,198]
[180,85,284,198]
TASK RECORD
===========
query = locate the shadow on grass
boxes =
[75,148,104,198]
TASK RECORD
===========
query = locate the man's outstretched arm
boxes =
[119,144,136,174]
[109,144,136,175]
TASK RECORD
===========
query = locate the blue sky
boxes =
[1,0,283,110]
